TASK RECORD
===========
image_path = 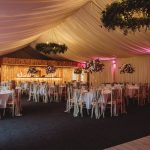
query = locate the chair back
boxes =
[0,94,9,108]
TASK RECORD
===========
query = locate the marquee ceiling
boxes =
[0,0,150,62]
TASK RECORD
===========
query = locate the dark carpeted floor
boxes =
[0,98,150,150]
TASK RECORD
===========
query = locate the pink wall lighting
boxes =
[112,60,116,82]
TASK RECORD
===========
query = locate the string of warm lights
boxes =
[36,43,68,54]
[101,0,150,35]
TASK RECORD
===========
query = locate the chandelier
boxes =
[101,0,150,35]
[36,42,68,54]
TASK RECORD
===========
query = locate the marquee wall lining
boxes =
[89,56,150,86]
[116,56,150,83]
[1,56,150,84]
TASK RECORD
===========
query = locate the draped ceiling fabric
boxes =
[0,0,89,55]
[0,0,150,61]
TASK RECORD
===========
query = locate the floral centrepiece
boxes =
[74,68,82,74]
[27,66,38,74]
[84,59,104,73]
[101,0,150,35]
[36,42,68,54]
[120,64,135,74]
[45,65,56,74]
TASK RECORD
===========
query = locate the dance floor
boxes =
[105,136,150,150]
[0,97,150,150]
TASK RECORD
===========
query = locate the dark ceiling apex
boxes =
[1,46,72,61]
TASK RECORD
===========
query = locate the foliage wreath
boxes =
[101,0,150,35]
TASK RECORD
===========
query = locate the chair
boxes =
[58,85,65,102]
[21,82,29,95]
[65,88,82,117]
[72,90,80,117]
[91,89,101,119]
[125,84,140,106]
[139,83,149,105]
[53,85,59,103]
[28,83,34,101]
[77,89,89,117]
[14,88,22,116]
[0,94,9,118]
[39,83,48,103]
[112,88,123,115]
[48,84,58,103]
[64,86,72,112]
[91,99,100,119]
[6,90,16,117]
[100,88,117,117]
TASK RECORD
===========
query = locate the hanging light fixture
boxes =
[36,30,68,54]
[101,0,150,35]
[36,42,68,54]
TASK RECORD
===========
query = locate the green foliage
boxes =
[74,68,82,74]
[120,64,135,73]
[85,59,104,73]
[36,43,68,54]
[45,65,56,74]
[101,0,150,35]
[27,66,38,74]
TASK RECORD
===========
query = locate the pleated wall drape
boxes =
[116,56,150,84]
[89,60,113,86]
[89,56,150,86]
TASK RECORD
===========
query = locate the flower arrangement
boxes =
[101,0,150,35]
[36,42,68,54]
[27,66,38,74]
[45,65,56,74]
[84,59,104,73]
[74,68,82,74]
[120,64,135,74]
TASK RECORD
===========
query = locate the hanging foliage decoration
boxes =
[45,65,56,74]
[74,68,82,74]
[84,59,104,73]
[36,43,68,54]
[27,66,38,74]
[120,64,135,74]
[101,0,150,35]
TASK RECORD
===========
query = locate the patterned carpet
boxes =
[0,98,150,150]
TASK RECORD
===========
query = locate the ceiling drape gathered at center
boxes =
[0,0,89,55]
[0,0,149,61]
[32,0,150,62]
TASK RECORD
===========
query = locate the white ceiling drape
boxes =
[0,0,89,55]
[0,0,150,61]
